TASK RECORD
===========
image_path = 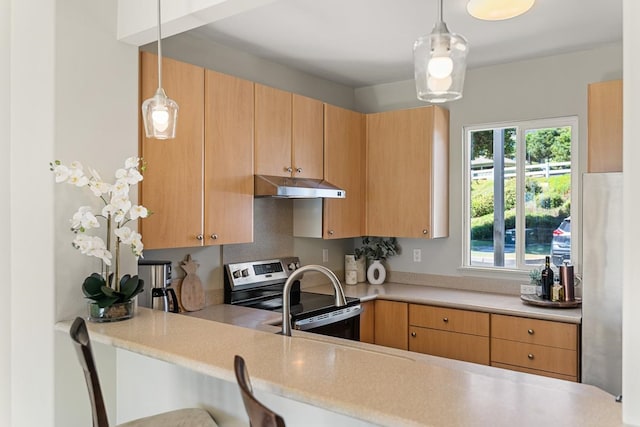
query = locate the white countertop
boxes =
[57,306,618,426]
[307,282,582,323]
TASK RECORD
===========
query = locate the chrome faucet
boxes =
[281,265,347,336]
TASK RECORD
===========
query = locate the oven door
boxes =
[293,304,361,341]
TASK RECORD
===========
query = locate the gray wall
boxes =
[355,43,622,281]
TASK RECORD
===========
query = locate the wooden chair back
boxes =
[70,317,110,427]
[234,355,286,427]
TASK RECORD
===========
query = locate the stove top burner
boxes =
[223,257,361,322]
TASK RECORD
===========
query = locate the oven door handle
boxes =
[293,304,362,331]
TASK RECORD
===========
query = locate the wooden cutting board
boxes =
[179,254,205,311]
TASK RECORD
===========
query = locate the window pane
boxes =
[524,127,572,267]
[469,128,516,267]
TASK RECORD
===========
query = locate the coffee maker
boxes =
[138,260,178,312]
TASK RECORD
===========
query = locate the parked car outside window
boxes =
[551,217,571,266]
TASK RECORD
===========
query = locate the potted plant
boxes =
[50,157,150,321]
[354,237,400,284]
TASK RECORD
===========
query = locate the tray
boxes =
[520,294,582,308]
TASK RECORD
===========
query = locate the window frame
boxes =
[461,116,580,276]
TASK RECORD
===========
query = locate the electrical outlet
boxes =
[322,248,329,263]
[413,249,421,262]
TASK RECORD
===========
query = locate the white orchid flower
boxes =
[70,206,100,232]
[125,157,140,169]
[72,235,112,265]
[129,205,149,220]
[115,226,144,258]
[125,168,143,184]
[69,161,84,171]
[53,164,71,183]
[67,168,89,187]
[88,180,111,197]
[111,179,130,197]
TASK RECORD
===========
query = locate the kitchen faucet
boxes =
[281,265,347,336]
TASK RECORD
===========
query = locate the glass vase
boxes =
[88,300,135,323]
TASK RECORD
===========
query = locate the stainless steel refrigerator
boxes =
[581,172,623,396]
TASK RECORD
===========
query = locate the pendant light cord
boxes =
[437,0,443,23]
[156,0,163,90]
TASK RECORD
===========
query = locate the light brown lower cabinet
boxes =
[368,301,580,382]
[408,304,490,365]
[373,300,408,350]
[490,314,579,382]
[359,300,375,344]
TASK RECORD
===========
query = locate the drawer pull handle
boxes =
[528,353,534,360]
[196,234,204,241]
[527,329,534,335]
[411,332,417,337]
[443,317,449,323]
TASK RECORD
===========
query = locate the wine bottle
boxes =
[541,256,554,300]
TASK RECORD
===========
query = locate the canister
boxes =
[559,262,575,301]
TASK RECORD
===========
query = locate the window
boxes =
[463,117,578,271]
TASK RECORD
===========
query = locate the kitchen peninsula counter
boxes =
[56,307,618,426]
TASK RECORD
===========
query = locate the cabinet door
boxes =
[366,106,449,238]
[254,84,292,177]
[204,70,254,245]
[323,104,365,238]
[588,80,622,172]
[359,300,375,344]
[374,300,408,350]
[292,94,323,179]
[139,52,204,249]
[409,326,490,365]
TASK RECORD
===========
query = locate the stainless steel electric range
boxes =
[224,257,362,341]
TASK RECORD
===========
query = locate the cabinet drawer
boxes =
[409,305,489,336]
[491,314,578,350]
[491,338,578,376]
[409,326,490,365]
[491,362,577,382]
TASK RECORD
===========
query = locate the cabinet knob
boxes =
[328,230,334,236]
[423,229,428,235]
[296,167,303,173]
[442,317,448,323]
[527,353,534,360]
[196,234,204,241]
[210,234,218,240]
[527,329,534,335]
[286,167,293,173]
[411,332,417,337]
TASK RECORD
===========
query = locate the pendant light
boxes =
[467,0,535,21]
[414,0,469,103]
[141,0,178,139]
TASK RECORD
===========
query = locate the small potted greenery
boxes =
[354,237,400,285]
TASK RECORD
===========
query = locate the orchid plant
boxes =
[50,157,149,307]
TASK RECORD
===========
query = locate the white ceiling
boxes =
[187,0,622,88]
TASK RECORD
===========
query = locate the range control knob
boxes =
[232,270,241,279]
[241,268,250,277]
[288,262,296,271]
[295,261,300,269]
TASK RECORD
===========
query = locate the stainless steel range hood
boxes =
[254,175,346,198]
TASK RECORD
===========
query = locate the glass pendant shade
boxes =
[414,21,469,103]
[467,0,535,21]
[142,88,178,139]
[141,0,178,140]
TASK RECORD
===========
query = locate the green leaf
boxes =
[101,285,116,297]
[120,275,140,299]
[82,275,105,296]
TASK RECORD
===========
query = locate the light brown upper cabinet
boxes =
[323,104,365,238]
[588,80,622,172]
[203,69,254,246]
[254,84,323,179]
[366,106,449,238]
[293,104,365,239]
[139,52,254,249]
